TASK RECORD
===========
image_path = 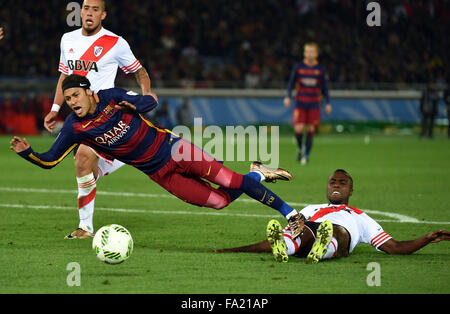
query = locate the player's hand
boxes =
[428,230,450,243]
[283,97,291,108]
[10,136,30,153]
[44,111,59,133]
[0,27,4,40]
[115,100,137,113]
[325,103,332,115]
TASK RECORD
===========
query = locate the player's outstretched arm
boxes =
[379,230,450,255]
[10,122,79,169]
[214,240,272,253]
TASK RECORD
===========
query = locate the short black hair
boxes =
[333,169,353,189]
[62,74,91,92]
[82,0,106,11]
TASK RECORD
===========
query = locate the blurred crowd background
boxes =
[0,0,449,134]
[1,0,448,87]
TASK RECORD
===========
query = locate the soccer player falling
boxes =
[283,42,332,165]
[10,74,306,239]
[43,0,154,238]
[216,169,450,263]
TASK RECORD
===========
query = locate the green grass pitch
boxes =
[1,133,449,294]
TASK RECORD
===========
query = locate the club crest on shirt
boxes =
[102,101,116,118]
[94,46,104,57]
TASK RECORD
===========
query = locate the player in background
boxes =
[283,42,332,165]
[10,74,307,238]
[216,169,450,263]
[43,0,154,239]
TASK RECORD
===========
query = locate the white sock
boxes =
[77,173,96,233]
[285,209,298,220]
[96,158,125,181]
[323,237,338,259]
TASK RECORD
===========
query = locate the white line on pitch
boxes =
[1,187,449,225]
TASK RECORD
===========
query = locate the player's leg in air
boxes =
[149,139,306,237]
[65,144,124,239]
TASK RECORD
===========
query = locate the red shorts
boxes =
[292,107,321,126]
[149,139,243,209]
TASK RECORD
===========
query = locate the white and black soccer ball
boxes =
[92,224,133,264]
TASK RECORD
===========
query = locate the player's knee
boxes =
[294,124,304,134]
[212,167,243,190]
[74,146,98,174]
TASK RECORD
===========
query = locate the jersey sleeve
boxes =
[286,64,298,98]
[58,35,69,75]
[115,37,142,74]
[360,213,392,251]
[17,120,79,169]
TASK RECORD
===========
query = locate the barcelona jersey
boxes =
[286,62,330,109]
[17,88,179,175]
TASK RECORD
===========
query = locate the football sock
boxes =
[219,171,262,203]
[238,173,296,218]
[96,158,125,181]
[218,172,296,218]
[305,132,313,156]
[322,237,338,259]
[76,173,96,233]
[295,132,303,151]
[251,170,265,182]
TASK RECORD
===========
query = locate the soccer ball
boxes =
[92,224,133,264]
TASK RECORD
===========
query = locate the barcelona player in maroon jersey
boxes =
[284,42,332,165]
[10,74,307,238]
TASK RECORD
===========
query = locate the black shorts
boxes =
[304,220,321,235]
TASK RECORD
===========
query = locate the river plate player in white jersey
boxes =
[216,169,450,263]
[44,0,155,239]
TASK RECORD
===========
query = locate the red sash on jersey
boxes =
[309,205,363,221]
[73,35,119,76]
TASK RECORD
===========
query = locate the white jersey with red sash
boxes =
[58,27,141,93]
[300,204,392,253]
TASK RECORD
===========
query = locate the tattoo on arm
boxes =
[134,67,151,95]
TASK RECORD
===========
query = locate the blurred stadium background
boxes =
[0,0,449,135]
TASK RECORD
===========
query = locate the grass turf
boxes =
[1,133,449,294]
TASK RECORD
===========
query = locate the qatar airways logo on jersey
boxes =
[301,77,318,86]
[67,59,99,72]
[95,120,130,146]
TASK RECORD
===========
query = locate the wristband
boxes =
[51,104,61,112]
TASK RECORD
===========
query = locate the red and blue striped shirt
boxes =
[18,88,179,175]
[286,62,330,109]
